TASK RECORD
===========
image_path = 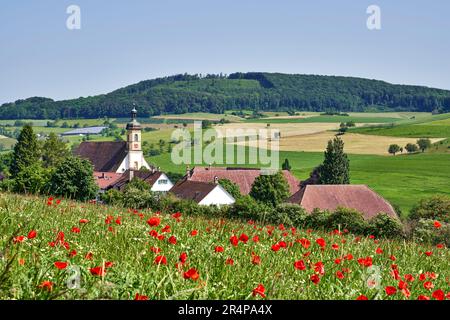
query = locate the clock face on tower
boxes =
[134,143,139,149]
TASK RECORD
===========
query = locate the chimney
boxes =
[101,172,105,179]
[214,176,219,184]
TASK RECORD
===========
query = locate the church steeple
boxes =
[126,107,142,154]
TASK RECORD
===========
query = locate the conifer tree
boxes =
[10,124,41,177]
[318,137,350,184]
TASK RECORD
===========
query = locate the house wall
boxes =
[115,153,151,173]
[150,173,174,192]
[198,185,235,206]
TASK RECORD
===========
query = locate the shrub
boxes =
[325,207,368,234]
[410,219,450,246]
[101,189,123,206]
[409,195,450,223]
[271,203,308,227]
[121,187,157,209]
[305,209,332,230]
[229,195,273,222]
[367,213,404,239]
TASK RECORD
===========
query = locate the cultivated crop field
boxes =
[1,194,448,300]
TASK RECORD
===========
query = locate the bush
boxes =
[325,207,368,234]
[101,189,123,206]
[270,203,308,227]
[305,209,332,230]
[410,219,450,246]
[409,195,450,223]
[229,195,273,222]
[121,187,157,209]
[367,213,404,239]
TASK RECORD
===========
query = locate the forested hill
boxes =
[1,72,450,119]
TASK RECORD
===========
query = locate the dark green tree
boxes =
[249,171,290,207]
[282,158,292,171]
[405,143,418,153]
[318,137,350,184]
[10,124,41,177]
[219,178,242,200]
[42,132,70,168]
[388,144,401,156]
[417,138,432,153]
[48,156,98,201]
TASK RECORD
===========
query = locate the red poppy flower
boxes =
[424,251,432,257]
[105,261,114,268]
[385,286,397,296]
[375,247,383,254]
[115,217,121,225]
[356,295,368,300]
[432,289,444,301]
[71,227,81,233]
[314,261,325,275]
[38,281,53,291]
[168,235,177,245]
[278,241,287,248]
[18,258,25,266]
[252,255,261,265]
[27,230,37,239]
[336,271,345,280]
[172,212,182,221]
[434,221,442,229]
[404,274,414,282]
[54,261,68,270]
[215,246,224,253]
[134,293,149,300]
[419,273,426,281]
[310,274,320,285]
[294,260,306,271]
[105,216,113,224]
[85,252,93,260]
[423,281,434,290]
[79,219,89,224]
[389,255,396,261]
[147,217,160,227]
[230,235,238,247]
[69,250,77,258]
[298,238,310,249]
[226,258,234,265]
[239,233,249,243]
[401,288,411,299]
[190,230,198,236]
[357,257,373,267]
[345,253,353,260]
[334,258,342,265]
[252,235,259,243]
[315,238,326,248]
[154,255,167,265]
[179,252,187,264]
[183,268,199,281]
[162,225,171,233]
[417,295,430,300]
[398,280,407,290]
[271,244,280,252]
[157,234,165,241]
[13,236,25,244]
[252,284,266,298]
[150,246,161,253]
[436,244,444,249]
[90,266,106,276]
[149,230,158,238]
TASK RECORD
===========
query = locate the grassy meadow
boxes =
[0,193,448,300]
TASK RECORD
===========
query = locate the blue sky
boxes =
[1,0,449,104]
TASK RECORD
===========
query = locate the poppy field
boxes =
[0,193,449,300]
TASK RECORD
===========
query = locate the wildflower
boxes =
[183,268,199,281]
[417,295,430,300]
[134,293,149,300]
[168,235,177,245]
[271,244,280,252]
[385,286,397,296]
[239,233,249,243]
[79,219,89,224]
[432,289,445,301]
[54,261,68,270]
[150,246,161,253]
[434,221,441,229]
[331,244,339,250]
[13,236,25,243]
[294,260,306,271]
[215,246,224,253]
[179,252,187,264]
[27,230,37,239]
[252,235,260,243]
[230,235,238,247]
[190,230,198,236]
[147,217,160,227]
[375,247,383,254]
[356,295,368,300]
[154,255,167,265]
[424,251,432,257]
[423,281,434,290]
[90,266,106,276]
[69,250,77,258]
[38,281,53,291]
[336,271,345,279]
[226,258,234,265]
[298,238,310,249]
[314,261,325,275]
[71,227,81,233]
[315,238,326,248]
[310,274,320,285]
[252,255,261,265]
[252,284,266,298]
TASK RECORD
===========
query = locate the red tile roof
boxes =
[187,167,300,195]
[75,141,127,172]
[288,185,397,219]
[93,172,123,190]
[110,170,163,190]
[170,179,217,203]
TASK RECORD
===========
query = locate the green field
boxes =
[247,115,402,124]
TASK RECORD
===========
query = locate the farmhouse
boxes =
[74,108,151,173]
[287,185,397,219]
[108,169,173,192]
[170,179,235,206]
[185,166,301,196]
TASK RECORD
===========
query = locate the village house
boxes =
[287,184,398,219]
[184,166,301,196]
[75,108,173,192]
[170,178,235,206]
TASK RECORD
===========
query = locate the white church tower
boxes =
[121,107,151,171]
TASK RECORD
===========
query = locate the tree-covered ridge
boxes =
[1,73,450,119]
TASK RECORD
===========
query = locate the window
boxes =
[134,161,139,170]
[158,179,168,185]
[134,134,139,142]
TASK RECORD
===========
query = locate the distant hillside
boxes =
[1,73,450,119]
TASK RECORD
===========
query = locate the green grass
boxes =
[148,146,450,215]
[0,193,448,300]
[246,115,402,124]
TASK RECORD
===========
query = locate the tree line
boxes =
[1,73,450,119]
